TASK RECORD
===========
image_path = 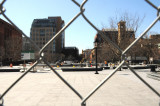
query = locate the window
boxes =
[46,29,49,32]
[40,29,45,36]
[53,40,56,52]
[53,28,56,33]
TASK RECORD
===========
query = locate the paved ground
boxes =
[0,67,160,106]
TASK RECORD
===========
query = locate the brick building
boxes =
[132,35,160,63]
[149,34,160,45]
[147,34,160,61]
[93,21,160,63]
[0,18,22,64]
[98,21,135,49]
[30,17,65,62]
[82,49,93,62]
[92,21,135,62]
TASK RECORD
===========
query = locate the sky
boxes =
[1,0,160,54]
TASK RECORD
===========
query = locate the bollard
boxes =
[23,64,26,72]
[10,63,13,67]
[150,65,156,72]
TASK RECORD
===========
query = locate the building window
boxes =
[53,40,56,52]
[46,29,49,32]
[40,29,45,36]
[53,28,56,33]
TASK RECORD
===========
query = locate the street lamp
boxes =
[94,35,99,74]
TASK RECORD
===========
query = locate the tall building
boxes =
[0,18,22,64]
[30,17,65,61]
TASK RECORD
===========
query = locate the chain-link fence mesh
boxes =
[0,0,160,106]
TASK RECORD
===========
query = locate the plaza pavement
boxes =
[0,67,160,106]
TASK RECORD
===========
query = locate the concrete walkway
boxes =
[0,68,159,106]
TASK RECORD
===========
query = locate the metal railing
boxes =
[0,0,160,106]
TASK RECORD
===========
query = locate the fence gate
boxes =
[0,0,160,106]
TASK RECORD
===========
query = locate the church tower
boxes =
[118,21,126,46]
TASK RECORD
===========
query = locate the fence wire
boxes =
[0,0,160,106]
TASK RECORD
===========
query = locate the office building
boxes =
[30,17,65,61]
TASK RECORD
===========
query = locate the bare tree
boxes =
[99,11,145,63]
[109,11,145,34]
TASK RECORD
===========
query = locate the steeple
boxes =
[118,21,126,46]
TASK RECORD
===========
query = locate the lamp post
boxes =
[94,35,99,74]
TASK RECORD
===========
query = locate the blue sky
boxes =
[1,0,160,53]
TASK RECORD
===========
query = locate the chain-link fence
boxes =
[0,0,160,106]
